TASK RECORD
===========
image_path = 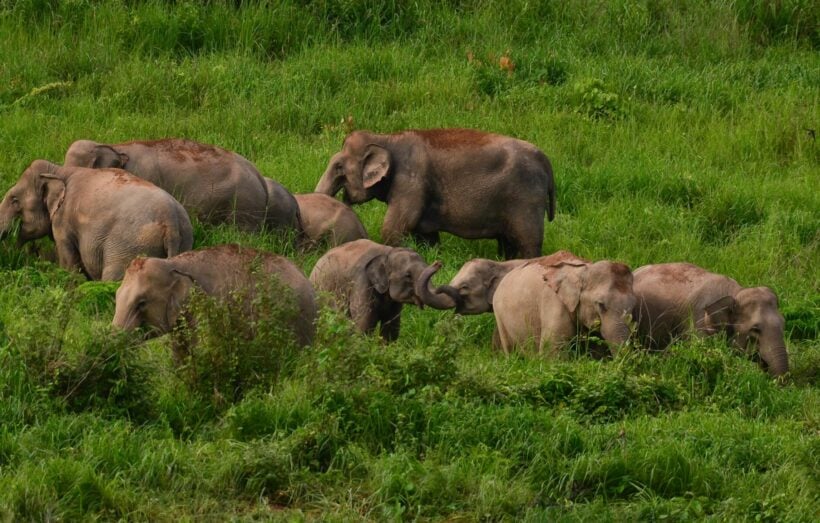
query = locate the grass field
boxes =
[0,1,818,520]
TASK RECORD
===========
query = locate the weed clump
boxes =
[171,276,303,411]
[572,78,623,120]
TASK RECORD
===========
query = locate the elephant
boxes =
[309,239,458,341]
[315,128,556,259]
[419,250,588,315]
[294,193,368,247]
[113,244,317,363]
[492,257,636,356]
[0,160,192,280]
[632,262,788,376]
[64,138,300,233]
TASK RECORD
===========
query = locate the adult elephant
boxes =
[64,138,300,233]
[492,257,636,356]
[113,245,316,363]
[0,160,192,280]
[315,128,556,259]
[417,250,586,315]
[294,193,368,247]
[309,239,458,341]
[632,262,788,377]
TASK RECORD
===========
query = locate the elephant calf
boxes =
[492,256,636,356]
[0,160,192,280]
[64,138,300,233]
[113,245,317,363]
[633,262,788,376]
[294,193,368,247]
[309,239,458,341]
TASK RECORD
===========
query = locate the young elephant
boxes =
[492,258,636,356]
[113,245,317,362]
[64,138,300,233]
[315,128,556,258]
[422,250,587,315]
[632,263,788,376]
[309,239,458,341]
[0,160,192,280]
[294,193,368,247]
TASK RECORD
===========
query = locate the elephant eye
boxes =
[335,162,343,172]
[750,324,761,334]
[596,301,607,313]
[136,299,147,310]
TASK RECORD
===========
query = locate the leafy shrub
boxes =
[171,275,303,410]
[572,78,622,120]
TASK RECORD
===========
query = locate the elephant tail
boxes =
[165,206,194,257]
[537,151,556,222]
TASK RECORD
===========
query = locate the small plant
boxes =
[572,78,622,120]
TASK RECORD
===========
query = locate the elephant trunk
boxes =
[315,165,343,196]
[0,199,16,241]
[600,315,631,347]
[415,262,460,310]
[759,337,789,377]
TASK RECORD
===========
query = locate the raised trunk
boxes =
[315,168,342,196]
[415,262,460,310]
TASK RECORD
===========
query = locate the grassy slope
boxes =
[0,1,818,520]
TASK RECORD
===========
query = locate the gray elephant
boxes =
[492,257,636,356]
[418,250,586,315]
[632,262,788,376]
[113,245,317,363]
[64,138,300,232]
[294,193,368,247]
[315,128,556,258]
[0,160,192,280]
[309,239,458,341]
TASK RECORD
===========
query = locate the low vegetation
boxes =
[0,1,817,520]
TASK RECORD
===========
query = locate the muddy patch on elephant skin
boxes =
[126,139,224,162]
[412,128,493,149]
[126,257,149,273]
[107,170,154,186]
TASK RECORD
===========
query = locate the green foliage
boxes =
[0,0,817,519]
[172,276,303,411]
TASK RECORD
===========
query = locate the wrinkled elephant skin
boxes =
[315,129,556,259]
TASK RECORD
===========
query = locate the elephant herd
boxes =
[0,129,788,377]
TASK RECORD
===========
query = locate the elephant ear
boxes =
[545,263,585,315]
[362,144,390,189]
[38,173,66,218]
[93,145,129,168]
[365,254,389,294]
[167,269,195,329]
[702,295,736,335]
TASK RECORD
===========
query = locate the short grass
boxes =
[0,1,818,520]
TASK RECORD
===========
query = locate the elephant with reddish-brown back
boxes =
[64,138,300,233]
[315,128,555,258]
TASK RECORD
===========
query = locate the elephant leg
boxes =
[412,230,440,247]
[379,301,403,342]
[491,327,503,351]
[55,238,88,278]
[381,200,424,246]
[349,288,380,335]
[505,214,544,259]
[497,236,516,259]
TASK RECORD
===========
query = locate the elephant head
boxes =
[363,248,456,308]
[702,287,788,376]
[64,139,129,169]
[0,160,65,243]
[545,260,636,348]
[445,258,522,314]
[113,257,194,335]
[315,132,390,204]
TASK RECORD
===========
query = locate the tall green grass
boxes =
[0,1,817,519]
